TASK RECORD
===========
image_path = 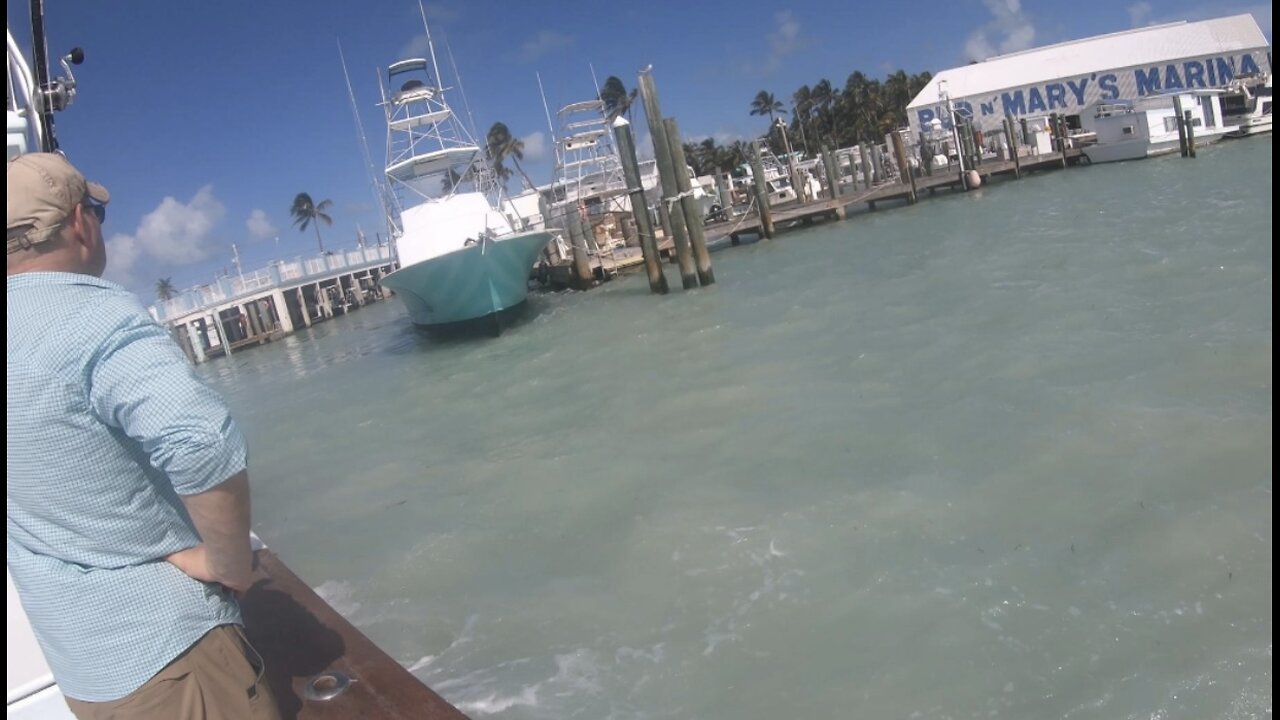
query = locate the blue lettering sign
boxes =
[1183,61,1206,88]
[1001,90,1026,115]
[1066,78,1089,105]
[954,101,974,119]
[917,108,935,127]
[1135,67,1161,95]
[1098,73,1119,100]
[1215,57,1236,83]
[1045,83,1067,109]
[1241,55,1260,75]
[1164,64,1184,90]
[980,101,996,116]
[1026,87,1047,113]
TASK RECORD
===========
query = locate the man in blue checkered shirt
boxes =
[7,153,280,720]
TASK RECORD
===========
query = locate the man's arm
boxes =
[167,471,253,592]
[86,295,253,588]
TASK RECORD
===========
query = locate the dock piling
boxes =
[890,132,917,204]
[1003,116,1021,179]
[612,116,669,294]
[750,140,775,239]
[637,69,698,289]
[1172,96,1189,157]
[663,117,714,286]
[820,145,840,200]
[1183,109,1197,158]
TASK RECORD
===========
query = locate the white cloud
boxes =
[522,131,547,162]
[103,233,141,288]
[518,30,573,62]
[765,11,802,73]
[1127,1,1153,26]
[965,0,1037,62]
[399,34,430,60]
[133,186,225,265]
[105,186,226,284]
[246,209,276,240]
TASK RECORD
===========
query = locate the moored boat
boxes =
[1220,72,1272,137]
[375,41,550,332]
[1081,90,1238,164]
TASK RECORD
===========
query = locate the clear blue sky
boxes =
[8,0,1271,297]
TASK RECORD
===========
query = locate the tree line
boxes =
[685,69,933,177]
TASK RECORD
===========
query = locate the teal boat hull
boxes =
[380,230,552,327]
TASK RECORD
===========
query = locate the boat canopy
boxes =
[388,59,430,77]
[561,129,606,150]
[386,145,479,182]
[559,99,604,114]
[388,108,453,131]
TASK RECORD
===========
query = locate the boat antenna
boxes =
[440,29,481,148]
[536,71,559,167]
[588,62,602,105]
[416,1,444,103]
[338,39,393,246]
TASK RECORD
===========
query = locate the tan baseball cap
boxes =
[7,152,110,254]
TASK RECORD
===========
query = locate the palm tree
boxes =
[811,79,835,145]
[598,76,638,122]
[792,85,813,154]
[155,277,176,301]
[749,90,786,126]
[486,122,536,191]
[290,192,333,254]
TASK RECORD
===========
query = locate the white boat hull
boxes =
[1083,129,1233,164]
[1225,115,1272,137]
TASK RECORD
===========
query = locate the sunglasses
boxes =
[83,197,106,225]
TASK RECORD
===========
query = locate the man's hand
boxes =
[167,544,251,593]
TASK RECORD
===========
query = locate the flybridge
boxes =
[915,53,1266,130]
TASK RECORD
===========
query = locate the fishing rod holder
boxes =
[33,47,83,114]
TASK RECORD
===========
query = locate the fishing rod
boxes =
[28,0,85,152]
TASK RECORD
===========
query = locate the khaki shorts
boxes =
[65,624,280,720]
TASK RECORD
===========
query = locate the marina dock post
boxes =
[918,132,933,176]
[565,205,595,288]
[637,69,698,290]
[663,117,715,286]
[1172,95,1189,157]
[889,132,917,204]
[1057,115,1070,167]
[612,116,669,294]
[1003,116,1021,179]
[859,143,873,189]
[820,145,840,200]
[1183,110,1197,158]
[750,140,775,239]
[715,173,735,219]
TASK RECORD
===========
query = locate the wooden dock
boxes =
[535,147,1085,289]
[705,148,1086,242]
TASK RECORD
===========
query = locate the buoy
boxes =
[966,170,982,189]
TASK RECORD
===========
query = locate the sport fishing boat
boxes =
[375,24,551,333]
[1220,71,1272,137]
[6,10,468,720]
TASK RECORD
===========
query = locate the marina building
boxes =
[906,14,1271,136]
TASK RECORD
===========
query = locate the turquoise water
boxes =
[202,138,1272,720]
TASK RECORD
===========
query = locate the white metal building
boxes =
[907,14,1271,135]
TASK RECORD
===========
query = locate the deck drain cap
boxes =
[304,671,352,701]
